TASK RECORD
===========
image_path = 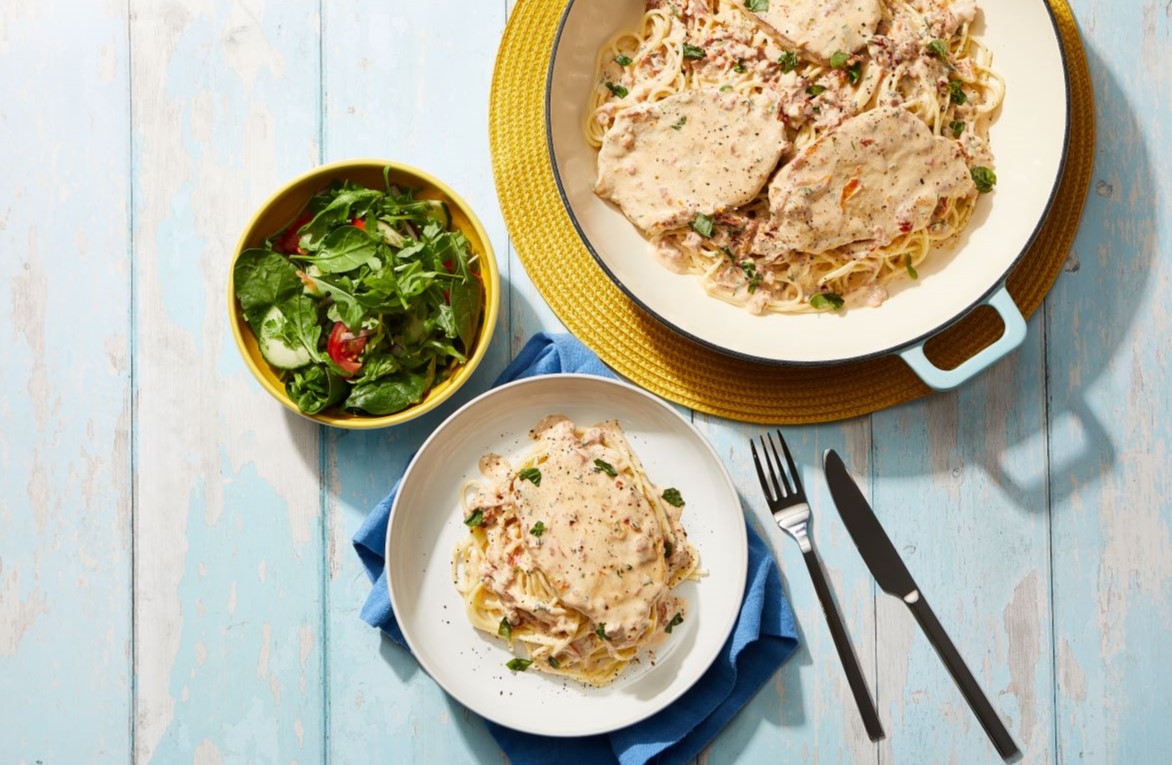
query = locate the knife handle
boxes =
[906,594,1021,761]
[802,549,885,742]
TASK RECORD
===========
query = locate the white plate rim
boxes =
[385,373,750,736]
[543,0,1073,366]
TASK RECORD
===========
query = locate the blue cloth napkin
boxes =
[354,332,800,765]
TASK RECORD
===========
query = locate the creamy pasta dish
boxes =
[587,0,1004,313]
[452,415,700,686]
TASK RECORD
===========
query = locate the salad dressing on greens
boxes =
[233,170,484,416]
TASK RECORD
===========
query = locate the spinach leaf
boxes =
[278,294,323,360]
[292,225,381,274]
[344,358,436,415]
[352,351,400,385]
[285,364,346,415]
[448,274,483,352]
[309,274,369,329]
[234,248,304,326]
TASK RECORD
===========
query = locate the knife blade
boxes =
[823,449,1022,762]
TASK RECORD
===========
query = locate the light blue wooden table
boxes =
[1,1,1168,763]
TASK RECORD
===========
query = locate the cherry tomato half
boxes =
[327,321,367,376]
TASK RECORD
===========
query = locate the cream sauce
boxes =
[754,106,975,255]
[512,416,668,649]
[737,0,884,65]
[595,88,787,232]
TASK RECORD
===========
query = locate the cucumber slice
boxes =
[257,305,312,370]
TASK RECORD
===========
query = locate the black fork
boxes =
[751,431,885,742]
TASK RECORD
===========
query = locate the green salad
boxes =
[233,169,485,416]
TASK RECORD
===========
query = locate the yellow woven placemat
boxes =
[489,1,1094,424]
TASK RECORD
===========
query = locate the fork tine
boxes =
[761,434,787,498]
[750,440,775,502]
[765,432,792,497]
[776,429,804,496]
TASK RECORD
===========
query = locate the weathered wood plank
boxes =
[129,1,325,761]
[0,1,133,761]
[870,330,1055,763]
[1048,2,1172,763]
[320,3,511,763]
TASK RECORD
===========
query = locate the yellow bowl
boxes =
[228,159,500,429]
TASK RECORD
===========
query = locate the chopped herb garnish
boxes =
[806,84,827,97]
[518,467,542,486]
[810,292,845,311]
[506,658,533,672]
[950,120,966,138]
[733,58,747,73]
[662,488,685,507]
[719,84,733,92]
[745,0,769,11]
[605,82,629,99]
[948,80,966,105]
[928,39,949,60]
[498,617,513,639]
[671,116,687,130]
[971,166,997,193]
[665,612,684,634]
[847,62,862,85]
[740,261,762,293]
[595,623,609,641]
[682,43,707,60]
[664,540,675,559]
[464,508,485,527]
[719,246,735,261]
[548,656,561,669]
[830,51,850,69]
[691,213,715,238]
[778,51,799,73]
[593,458,617,477]
[906,254,919,280]
[530,521,546,537]
[614,54,633,66]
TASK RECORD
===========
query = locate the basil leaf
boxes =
[906,254,919,280]
[950,120,966,137]
[807,84,827,97]
[664,540,675,559]
[948,80,967,105]
[292,225,380,274]
[733,58,746,73]
[234,248,304,326]
[809,292,845,310]
[605,81,628,99]
[971,166,997,193]
[547,656,561,669]
[464,508,485,527]
[830,51,849,69]
[518,467,542,486]
[593,458,617,477]
[285,364,345,415]
[662,488,685,507]
[614,54,633,66]
[719,84,733,92]
[671,116,687,130]
[682,43,706,60]
[927,39,949,60]
[740,261,762,294]
[778,51,799,73]
[847,62,862,85]
[498,617,513,638]
[665,612,684,634]
[745,0,769,11]
[691,213,715,238]
[506,658,533,672]
[530,521,546,537]
[595,623,609,641]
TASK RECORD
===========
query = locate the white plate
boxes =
[547,0,1070,365]
[386,375,748,737]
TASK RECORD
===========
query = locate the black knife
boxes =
[823,449,1021,761]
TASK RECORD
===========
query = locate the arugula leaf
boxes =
[448,272,484,353]
[308,273,368,330]
[605,82,628,99]
[234,248,304,326]
[351,351,400,385]
[593,458,617,477]
[464,508,485,527]
[530,521,546,537]
[506,658,533,672]
[744,0,769,11]
[297,186,382,251]
[665,612,684,634]
[662,488,685,507]
[682,43,706,60]
[971,166,997,193]
[778,51,799,73]
[691,213,715,238]
[809,292,845,310]
[292,225,381,273]
[518,467,542,486]
[285,364,345,415]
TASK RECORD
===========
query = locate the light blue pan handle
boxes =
[899,286,1027,391]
